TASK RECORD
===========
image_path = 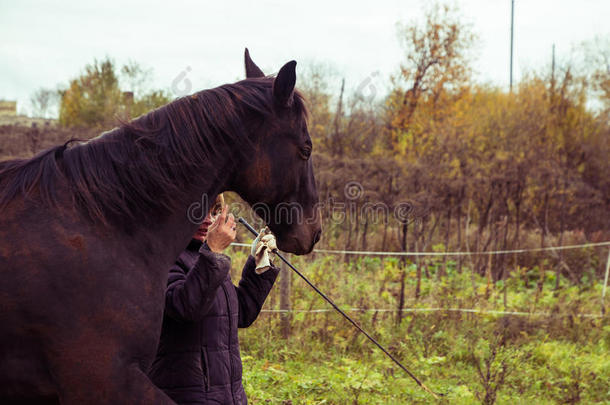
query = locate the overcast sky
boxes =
[1,0,609,116]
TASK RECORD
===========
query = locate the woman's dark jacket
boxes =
[148,239,279,404]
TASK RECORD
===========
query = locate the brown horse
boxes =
[0,50,321,404]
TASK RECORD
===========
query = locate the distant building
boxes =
[0,100,17,116]
[0,100,57,128]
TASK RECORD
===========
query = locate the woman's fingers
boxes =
[224,213,236,231]
[220,212,236,239]
[208,217,219,231]
[226,213,235,225]
[216,204,228,224]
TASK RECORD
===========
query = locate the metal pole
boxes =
[510,0,515,92]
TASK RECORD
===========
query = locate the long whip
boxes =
[238,217,440,399]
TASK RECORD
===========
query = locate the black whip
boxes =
[238,217,440,399]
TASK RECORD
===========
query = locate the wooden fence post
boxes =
[279,255,291,338]
[602,248,610,316]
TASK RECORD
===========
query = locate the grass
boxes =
[226,249,610,404]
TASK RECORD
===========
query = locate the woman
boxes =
[149,194,279,404]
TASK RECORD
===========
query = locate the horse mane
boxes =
[0,77,307,232]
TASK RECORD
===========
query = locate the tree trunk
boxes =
[498,211,510,282]
[332,78,345,156]
[421,216,431,279]
[541,192,549,249]
[476,193,494,275]
[414,218,422,300]
[381,174,393,250]
[344,221,352,263]
[465,199,478,292]
[396,221,409,326]
[344,202,357,263]
[361,207,369,251]
[381,214,389,250]
[457,202,463,273]
[514,199,521,285]
[501,214,510,309]
[440,207,452,279]
[415,255,422,300]
[556,179,567,289]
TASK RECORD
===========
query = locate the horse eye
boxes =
[300,147,312,160]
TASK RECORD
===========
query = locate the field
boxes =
[1,121,607,404]
[228,249,610,404]
[2,7,609,400]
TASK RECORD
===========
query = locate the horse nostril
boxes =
[313,229,321,244]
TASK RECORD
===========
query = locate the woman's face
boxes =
[193,201,222,242]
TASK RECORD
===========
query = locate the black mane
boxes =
[0,77,307,231]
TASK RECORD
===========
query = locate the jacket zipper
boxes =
[220,281,237,404]
[201,346,210,392]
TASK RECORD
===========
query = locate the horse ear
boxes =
[273,60,297,107]
[244,48,265,78]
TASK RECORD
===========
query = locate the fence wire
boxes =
[229,240,610,317]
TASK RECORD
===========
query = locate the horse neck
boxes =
[149,156,238,260]
[103,91,259,260]
[132,134,245,262]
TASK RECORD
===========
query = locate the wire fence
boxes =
[258,307,603,318]
[229,240,610,317]
[230,241,610,256]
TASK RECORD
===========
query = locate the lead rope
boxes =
[238,217,442,399]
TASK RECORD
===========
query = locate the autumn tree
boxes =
[59,57,171,127]
[382,2,476,320]
[388,2,474,157]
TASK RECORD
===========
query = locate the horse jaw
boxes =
[272,224,321,255]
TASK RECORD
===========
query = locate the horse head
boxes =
[228,49,321,255]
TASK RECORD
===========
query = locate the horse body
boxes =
[0,51,321,404]
[0,202,58,403]
[0,188,188,403]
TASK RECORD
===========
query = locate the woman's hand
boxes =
[250,227,277,274]
[206,205,236,253]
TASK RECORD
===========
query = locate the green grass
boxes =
[227,250,610,404]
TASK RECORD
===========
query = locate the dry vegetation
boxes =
[2,3,609,403]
